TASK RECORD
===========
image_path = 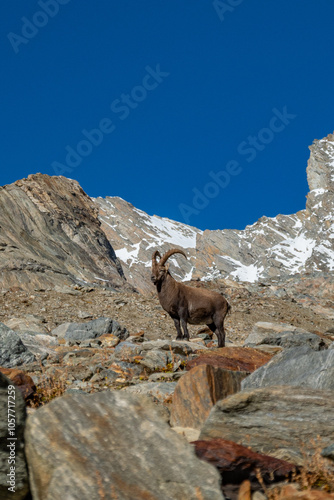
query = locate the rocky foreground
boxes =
[0,281,334,500]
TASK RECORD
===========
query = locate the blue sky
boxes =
[1,1,334,231]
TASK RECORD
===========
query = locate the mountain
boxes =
[0,174,127,291]
[94,132,334,292]
[0,133,333,296]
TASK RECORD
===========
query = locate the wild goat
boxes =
[151,248,230,347]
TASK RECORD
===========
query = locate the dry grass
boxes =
[29,364,68,407]
[255,439,334,499]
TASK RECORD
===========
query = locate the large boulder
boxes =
[170,365,248,429]
[52,317,128,342]
[0,372,29,500]
[0,323,36,368]
[244,322,327,350]
[242,346,334,391]
[193,438,297,499]
[25,391,225,500]
[186,347,272,372]
[199,386,334,464]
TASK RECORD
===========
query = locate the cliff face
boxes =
[0,174,126,291]
[94,132,334,292]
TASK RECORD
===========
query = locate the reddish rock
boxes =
[193,438,297,496]
[0,367,36,400]
[186,347,272,372]
[170,364,248,429]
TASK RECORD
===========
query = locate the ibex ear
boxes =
[165,263,170,272]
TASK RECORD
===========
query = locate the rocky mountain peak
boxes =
[0,173,127,291]
[94,132,334,291]
[307,132,334,192]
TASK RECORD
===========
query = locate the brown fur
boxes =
[151,249,230,347]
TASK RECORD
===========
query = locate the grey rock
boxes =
[114,341,142,360]
[0,323,36,368]
[52,317,128,341]
[139,349,168,371]
[321,443,334,461]
[25,391,224,500]
[241,346,334,391]
[121,381,177,403]
[199,386,334,463]
[17,331,59,357]
[244,322,326,350]
[0,372,29,499]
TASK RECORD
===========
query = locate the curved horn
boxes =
[152,250,161,267]
[159,248,187,266]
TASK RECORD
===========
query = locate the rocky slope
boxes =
[0,174,127,291]
[94,132,334,293]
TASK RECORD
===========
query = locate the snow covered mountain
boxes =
[94,132,334,293]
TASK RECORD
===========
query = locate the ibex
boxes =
[151,248,230,347]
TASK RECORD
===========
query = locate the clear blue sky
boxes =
[1,1,334,230]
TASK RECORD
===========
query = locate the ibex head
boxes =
[151,248,187,285]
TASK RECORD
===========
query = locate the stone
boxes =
[114,341,142,361]
[242,346,334,391]
[244,322,327,350]
[6,315,48,334]
[186,347,272,373]
[0,323,36,368]
[121,381,177,403]
[321,444,334,461]
[199,386,334,464]
[139,349,168,371]
[52,317,128,341]
[0,368,36,401]
[170,365,248,429]
[25,391,224,499]
[139,339,207,355]
[0,371,29,499]
[193,438,297,499]
[17,331,59,357]
[0,174,128,292]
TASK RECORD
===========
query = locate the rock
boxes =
[172,427,201,442]
[25,391,224,499]
[193,438,297,499]
[0,371,29,499]
[0,368,36,400]
[77,311,93,319]
[140,339,207,355]
[0,323,36,367]
[244,322,327,350]
[139,349,168,371]
[52,317,128,341]
[17,331,59,357]
[241,346,334,391]
[99,333,120,348]
[186,347,272,373]
[170,365,248,429]
[199,386,334,464]
[114,341,142,361]
[0,174,127,292]
[321,444,334,461]
[121,381,177,403]
[6,315,48,334]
